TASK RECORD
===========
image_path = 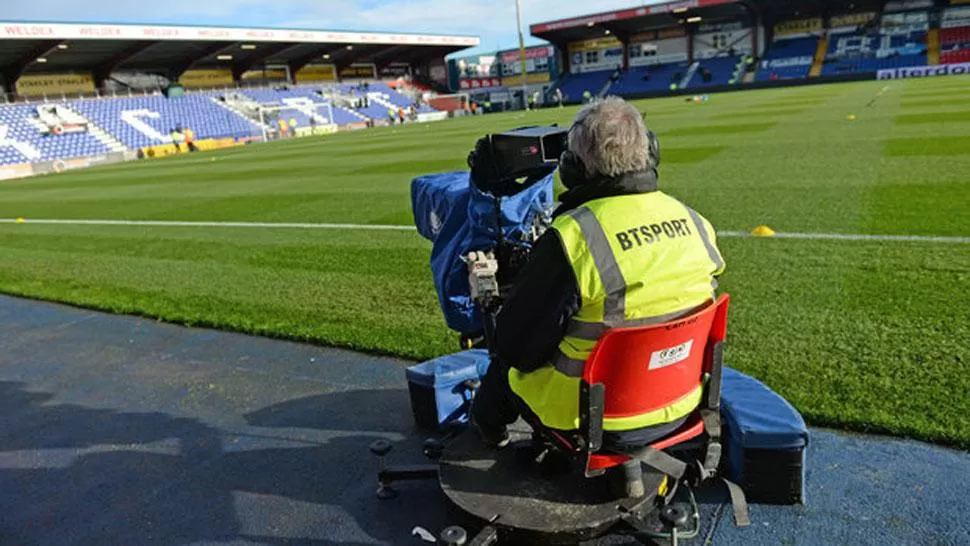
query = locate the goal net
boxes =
[257,99,337,141]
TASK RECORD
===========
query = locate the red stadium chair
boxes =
[531,295,731,491]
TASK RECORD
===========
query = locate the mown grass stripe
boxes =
[896,111,970,125]
[3,219,966,243]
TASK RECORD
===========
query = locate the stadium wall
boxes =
[0,151,134,181]
[594,71,874,103]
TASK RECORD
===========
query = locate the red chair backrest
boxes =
[583,295,729,420]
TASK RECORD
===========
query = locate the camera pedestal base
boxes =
[438,425,664,545]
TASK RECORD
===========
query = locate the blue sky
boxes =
[3,0,661,57]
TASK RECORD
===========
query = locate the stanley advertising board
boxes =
[16,73,95,96]
[179,69,234,88]
[296,64,337,82]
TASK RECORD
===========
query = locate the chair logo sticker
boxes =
[648,340,693,370]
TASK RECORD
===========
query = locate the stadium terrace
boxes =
[1,0,969,175]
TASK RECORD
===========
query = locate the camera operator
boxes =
[470,97,726,465]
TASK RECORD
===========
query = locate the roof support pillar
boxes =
[559,41,571,75]
[602,24,629,72]
[688,26,695,64]
[93,40,156,91]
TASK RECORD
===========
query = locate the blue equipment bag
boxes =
[405,350,491,432]
[720,367,809,505]
[411,171,555,335]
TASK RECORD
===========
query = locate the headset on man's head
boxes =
[558,115,661,189]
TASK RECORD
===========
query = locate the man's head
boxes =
[560,96,659,186]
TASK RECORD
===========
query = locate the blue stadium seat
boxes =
[608,62,687,95]
[820,30,926,76]
[689,56,742,88]
[70,95,261,149]
[555,70,615,102]
[0,105,113,166]
[755,36,820,82]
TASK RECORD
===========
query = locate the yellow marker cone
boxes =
[751,225,776,237]
[847,114,856,121]
[15,218,25,224]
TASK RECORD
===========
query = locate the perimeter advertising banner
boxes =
[830,12,877,28]
[296,64,336,82]
[179,69,233,88]
[339,64,376,79]
[774,17,824,37]
[458,77,502,90]
[16,73,95,96]
[500,73,551,87]
[241,68,289,82]
[877,62,970,79]
[0,163,33,181]
[30,152,129,176]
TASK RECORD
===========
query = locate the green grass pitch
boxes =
[0,77,968,448]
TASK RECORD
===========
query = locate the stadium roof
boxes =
[530,0,885,43]
[0,21,480,82]
[530,0,747,42]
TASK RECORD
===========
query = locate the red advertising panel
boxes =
[459,77,503,89]
[499,46,553,63]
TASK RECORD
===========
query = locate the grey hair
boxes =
[567,96,650,178]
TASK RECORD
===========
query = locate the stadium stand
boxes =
[0,80,442,166]
[71,95,260,149]
[756,36,820,81]
[940,25,970,64]
[0,105,112,166]
[224,87,365,126]
[4,1,970,173]
[366,82,436,113]
[608,62,686,95]
[689,56,743,87]
[821,28,927,75]
[556,70,614,102]
[231,87,333,128]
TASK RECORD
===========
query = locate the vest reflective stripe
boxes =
[570,207,626,325]
[554,350,586,377]
[509,369,706,432]
[509,191,724,432]
[686,206,725,274]
[604,384,704,430]
[565,306,703,342]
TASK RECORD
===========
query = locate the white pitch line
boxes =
[0,218,968,244]
[0,218,415,231]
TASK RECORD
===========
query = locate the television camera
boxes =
[461,125,569,350]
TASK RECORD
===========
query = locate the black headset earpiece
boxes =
[558,149,588,190]
[647,129,661,168]
[559,122,660,189]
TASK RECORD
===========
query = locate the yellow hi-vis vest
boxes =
[508,191,725,432]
